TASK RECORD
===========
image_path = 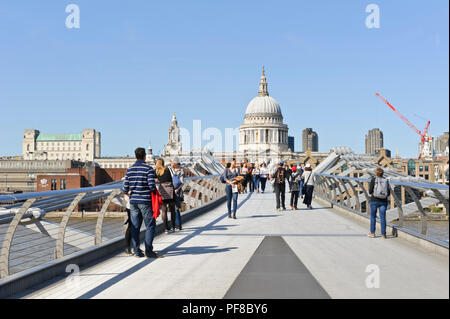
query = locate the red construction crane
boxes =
[375,93,432,159]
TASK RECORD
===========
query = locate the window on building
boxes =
[425,166,429,172]
[425,175,429,180]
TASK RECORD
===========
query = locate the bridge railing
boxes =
[0,175,225,279]
[313,173,449,245]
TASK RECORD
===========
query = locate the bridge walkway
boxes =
[12,185,449,299]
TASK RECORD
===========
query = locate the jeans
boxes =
[129,203,156,256]
[225,184,238,214]
[253,176,260,191]
[369,201,387,236]
[290,191,299,208]
[260,177,267,192]
[274,183,286,209]
[298,180,304,198]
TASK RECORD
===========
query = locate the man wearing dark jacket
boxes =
[272,161,288,211]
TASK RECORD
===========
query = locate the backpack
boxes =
[220,168,228,184]
[373,177,389,199]
[169,167,183,189]
[277,168,285,184]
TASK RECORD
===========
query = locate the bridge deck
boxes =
[12,186,449,299]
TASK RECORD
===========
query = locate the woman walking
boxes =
[240,163,248,193]
[252,164,261,193]
[302,164,315,209]
[155,158,176,233]
[247,163,254,192]
[289,166,301,210]
[224,162,240,219]
[259,163,268,193]
[368,167,390,239]
[170,157,185,231]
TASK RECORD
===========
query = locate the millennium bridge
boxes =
[0,149,448,299]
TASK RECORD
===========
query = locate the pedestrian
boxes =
[121,147,162,258]
[240,163,248,193]
[302,164,315,209]
[224,162,240,219]
[289,166,301,210]
[259,163,269,193]
[271,161,288,211]
[285,163,293,191]
[368,167,391,239]
[170,157,185,231]
[247,163,254,192]
[297,163,304,199]
[123,194,133,255]
[155,158,176,234]
[252,163,261,193]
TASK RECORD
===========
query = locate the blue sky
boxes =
[0,0,448,158]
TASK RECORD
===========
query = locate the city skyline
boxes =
[0,1,448,158]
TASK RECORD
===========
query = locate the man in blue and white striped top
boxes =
[121,147,163,259]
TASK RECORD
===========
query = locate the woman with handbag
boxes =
[301,164,315,209]
[155,158,176,233]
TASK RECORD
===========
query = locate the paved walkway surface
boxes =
[13,186,449,299]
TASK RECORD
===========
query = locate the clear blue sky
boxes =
[0,0,448,158]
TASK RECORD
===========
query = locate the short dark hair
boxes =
[226,162,231,168]
[135,147,146,160]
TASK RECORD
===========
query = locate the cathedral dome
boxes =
[243,67,283,124]
[245,95,282,116]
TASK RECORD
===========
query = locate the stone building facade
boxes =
[22,129,101,162]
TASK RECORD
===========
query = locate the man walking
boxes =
[121,147,163,258]
[272,161,288,211]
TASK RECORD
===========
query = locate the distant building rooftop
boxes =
[36,134,83,141]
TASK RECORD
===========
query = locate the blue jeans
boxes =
[370,201,387,236]
[129,203,156,256]
[298,180,304,199]
[253,176,260,191]
[225,184,238,214]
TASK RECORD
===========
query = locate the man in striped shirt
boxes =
[121,147,163,258]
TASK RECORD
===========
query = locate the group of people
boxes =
[120,149,392,258]
[120,147,185,258]
[222,159,316,218]
[223,159,391,238]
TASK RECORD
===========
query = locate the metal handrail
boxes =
[315,173,449,191]
[0,174,222,204]
[313,172,449,245]
[0,174,226,279]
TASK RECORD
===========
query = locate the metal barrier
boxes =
[0,175,225,279]
[313,172,449,245]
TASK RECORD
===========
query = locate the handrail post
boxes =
[0,198,37,278]
[54,193,87,259]
[95,190,120,245]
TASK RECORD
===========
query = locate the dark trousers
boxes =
[125,209,131,250]
[290,191,299,208]
[303,185,315,206]
[226,184,238,214]
[275,183,286,209]
[260,177,267,192]
[161,200,176,230]
[247,175,254,192]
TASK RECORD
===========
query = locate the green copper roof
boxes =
[36,134,82,141]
